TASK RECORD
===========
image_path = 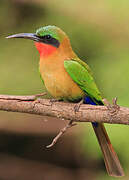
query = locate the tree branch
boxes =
[46,120,77,148]
[0,94,129,125]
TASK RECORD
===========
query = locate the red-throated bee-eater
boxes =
[6,25,124,177]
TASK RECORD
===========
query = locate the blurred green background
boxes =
[0,0,129,179]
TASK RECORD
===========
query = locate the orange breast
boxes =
[39,55,84,101]
[39,37,85,101]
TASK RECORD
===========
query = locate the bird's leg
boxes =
[74,99,84,112]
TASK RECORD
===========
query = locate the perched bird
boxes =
[7,25,124,177]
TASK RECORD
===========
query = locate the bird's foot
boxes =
[103,97,120,111]
[103,97,120,123]
[74,99,83,113]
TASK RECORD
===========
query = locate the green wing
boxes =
[64,60,102,102]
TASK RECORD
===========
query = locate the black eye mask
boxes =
[37,35,60,48]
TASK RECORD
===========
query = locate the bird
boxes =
[6,25,124,177]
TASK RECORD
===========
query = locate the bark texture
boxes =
[0,95,129,125]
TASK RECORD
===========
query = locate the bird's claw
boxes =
[74,104,80,112]
[74,99,83,113]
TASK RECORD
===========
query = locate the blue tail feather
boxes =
[84,96,96,105]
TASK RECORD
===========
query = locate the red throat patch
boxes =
[35,42,57,57]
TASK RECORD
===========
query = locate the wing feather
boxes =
[64,60,102,102]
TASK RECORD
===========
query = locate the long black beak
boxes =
[6,33,40,42]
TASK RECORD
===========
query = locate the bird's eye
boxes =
[44,35,52,39]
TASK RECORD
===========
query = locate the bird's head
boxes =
[6,25,70,57]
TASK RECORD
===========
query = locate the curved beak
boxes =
[6,33,40,42]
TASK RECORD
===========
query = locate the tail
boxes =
[84,96,124,177]
[92,123,124,177]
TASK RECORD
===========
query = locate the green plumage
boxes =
[64,59,103,102]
